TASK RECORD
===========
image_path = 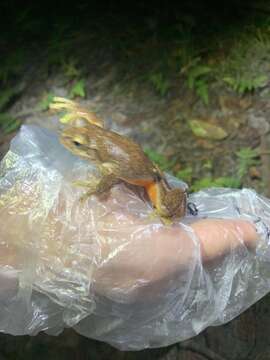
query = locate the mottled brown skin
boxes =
[61,125,187,220]
[51,97,187,220]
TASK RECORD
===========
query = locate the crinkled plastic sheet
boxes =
[0,125,270,350]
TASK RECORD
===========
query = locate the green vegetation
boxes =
[144,148,176,172]
[0,49,25,84]
[0,87,24,111]
[223,75,268,95]
[148,72,170,96]
[38,92,55,111]
[191,147,260,191]
[176,166,193,183]
[1,4,270,103]
[0,3,269,193]
[188,119,228,140]
[145,146,260,192]
[235,147,260,179]
[62,58,81,80]
[185,61,212,105]
[69,79,86,98]
[0,87,24,134]
[191,176,241,191]
[0,113,21,134]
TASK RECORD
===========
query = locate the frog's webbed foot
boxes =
[49,97,104,128]
[49,97,78,111]
[79,188,99,203]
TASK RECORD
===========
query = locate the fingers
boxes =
[191,219,258,262]
[0,178,260,299]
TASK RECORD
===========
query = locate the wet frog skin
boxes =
[50,97,188,220]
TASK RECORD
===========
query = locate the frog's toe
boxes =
[79,194,87,203]
[160,216,173,226]
[72,180,91,188]
[148,210,173,225]
[79,191,95,203]
[148,210,158,221]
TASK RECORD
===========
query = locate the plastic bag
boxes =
[0,124,270,350]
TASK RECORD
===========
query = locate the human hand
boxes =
[0,125,268,350]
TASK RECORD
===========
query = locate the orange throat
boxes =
[145,182,160,209]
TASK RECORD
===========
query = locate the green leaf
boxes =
[253,75,268,87]
[144,148,175,171]
[149,72,170,96]
[187,73,195,89]
[186,63,211,103]
[0,113,21,134]
[62,58,81,79]
[236,147,259,159]
[69,79,86,98]
[223,74,268,95]
[223,76,235,87]
[196,80,209,105]
[188,65,212,82]
[191,176,241,192]
[191,177,216,191]
[176,166,193,183]
[213,176,241,188]
[39,93,55,111]
[0,87,23,111]
[189,119,228,140]
[236,147,260,179]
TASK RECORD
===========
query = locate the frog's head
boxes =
[155,183,187,219]
[60,127,98,162]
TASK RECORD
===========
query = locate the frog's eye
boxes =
[73,141,82,147]
[71,134,85,147]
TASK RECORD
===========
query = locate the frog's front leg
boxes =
[72,179,99,188]
[148,210,173,225]
[77,174,119,203]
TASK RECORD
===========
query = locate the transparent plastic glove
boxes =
[0,125,269,350]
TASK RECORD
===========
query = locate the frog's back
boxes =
[91,126,160,184]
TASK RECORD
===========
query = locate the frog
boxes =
[50,97,196,221]
[60,125,188,220]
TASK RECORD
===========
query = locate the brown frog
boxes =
[50,97,195,221]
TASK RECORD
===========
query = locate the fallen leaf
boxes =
[189,119,228,140]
